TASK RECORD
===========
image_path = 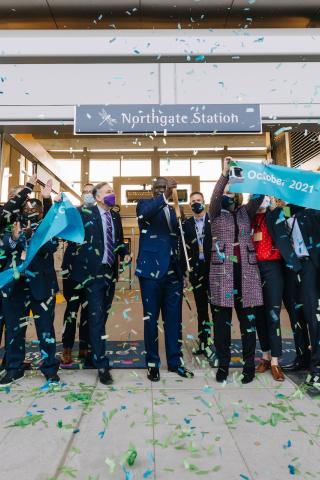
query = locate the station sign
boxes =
[74,104,261,134]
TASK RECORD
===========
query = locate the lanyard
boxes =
[253,215,265,232]
[194,217,205,244]
[285,216,297,240]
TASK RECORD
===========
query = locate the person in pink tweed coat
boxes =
[209,157,264,384]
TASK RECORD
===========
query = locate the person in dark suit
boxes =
[60,183,95,365]
[136,176,194,382]
[0,197,60,387]
[0,174,41,372]
[183,191,214,357]
[69,182,130,385]
[266,201,320,387]
[0,174,37,230]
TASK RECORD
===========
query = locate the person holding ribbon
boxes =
[68,182,130,385]
[60,183,95,366]
[265,200,320,388]
[0,175,53,373]
[183,191,214,357]
[209,157,265,384]
[0,196,61,387]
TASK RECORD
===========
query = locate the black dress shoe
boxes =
[304,374,320,388]
[216,367,229,383]
[45,373,60,384]
[168,366,194,378]
[241,368,255,384]
[0,370,24,387]
[98,368,113,385]
[281,358,310,372]
[147,367,160,382]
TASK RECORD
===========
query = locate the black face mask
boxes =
[21,212,41,227]
[191,202,205,214]
[221,195,236,211]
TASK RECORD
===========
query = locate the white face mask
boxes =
[83,193,95,206]
[260,196,271,209]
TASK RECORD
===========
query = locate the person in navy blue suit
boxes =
[136,177,194,382]
[0,197,60,387]
[69,182,130,385]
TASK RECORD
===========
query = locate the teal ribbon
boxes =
[0,193,84,288]
[228,161,320,209]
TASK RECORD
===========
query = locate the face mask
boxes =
[103,193,116,207]
[21,212,41,227]
[191,202,205,214]
[260,196,271,210]
[83,193,95,206]
[221,195,235,210]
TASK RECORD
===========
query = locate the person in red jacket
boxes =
[252,196,285,382]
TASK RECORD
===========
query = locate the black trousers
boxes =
[286,259,320,375]
[283,267,310,364]
[190,260,214,348]
[84,264,116,369]
[256,260,283,357]
[2,279,59,377]
[62,280,89,351]
[213,262,256,370]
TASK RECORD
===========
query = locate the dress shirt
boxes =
[286,216,309,258]
[97,205,115,264]
[194,215,205,260]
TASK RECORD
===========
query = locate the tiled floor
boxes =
[1,366,320,480]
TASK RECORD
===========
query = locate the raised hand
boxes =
[54,193,63,203]
[12,221,22,241]
[28,173,37,186]
[164,177,178,199]
[22,220,33,239]
[41,179,53,198]
[222,157,232,177]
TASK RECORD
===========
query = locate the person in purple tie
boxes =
[69,182,130,385]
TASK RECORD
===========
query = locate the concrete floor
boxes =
[2,289,318,480]
[1,368,320,480]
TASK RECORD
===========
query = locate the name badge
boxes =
[254,232,263,242]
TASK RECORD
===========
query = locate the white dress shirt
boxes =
[286,216,309,258]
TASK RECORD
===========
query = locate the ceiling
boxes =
[1,0,320,29]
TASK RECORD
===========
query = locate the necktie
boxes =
[104,211,115,267]
[164,205,172,232]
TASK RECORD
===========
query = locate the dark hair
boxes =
[92,182,109,199]
[190,191,204,201]
[24,198,43,210]
[83,183,94,189]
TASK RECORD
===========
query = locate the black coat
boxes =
[183,212,212,282]
[135,195,182,280]
[265,206,320,272]
[66,205,127,284]
[1,233,58,301]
